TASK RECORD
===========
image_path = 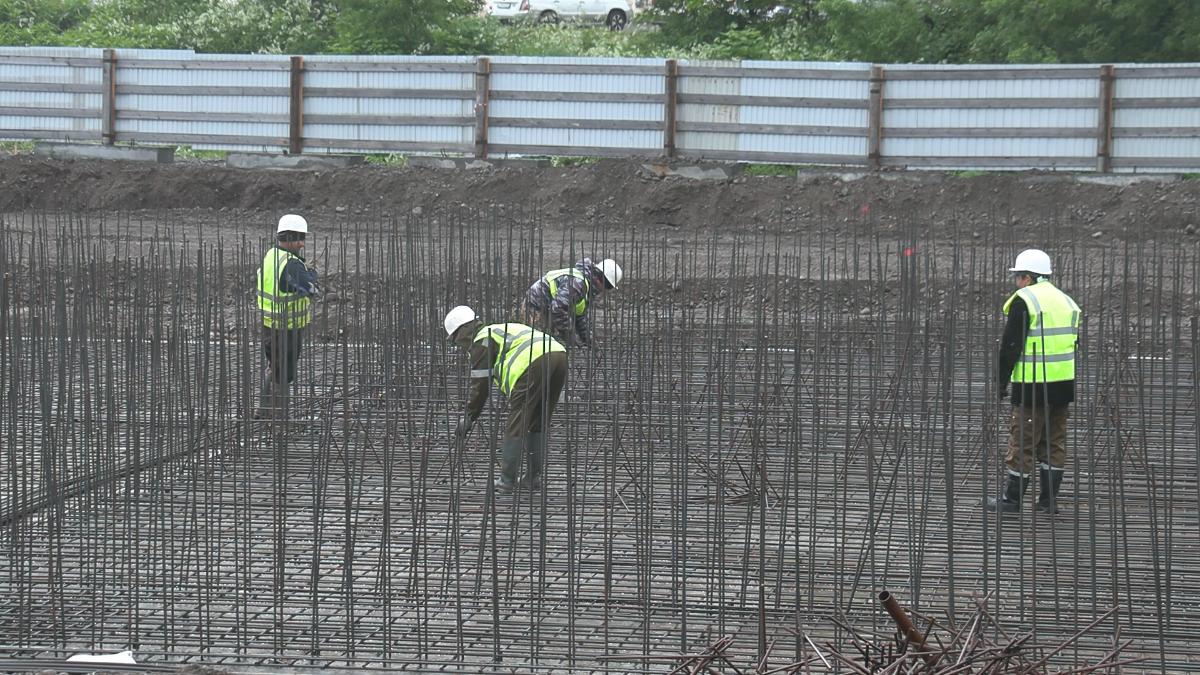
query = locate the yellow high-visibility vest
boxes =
[544,268,589,317]
[257,248,311,330]
[1003,281,1081,383]
[473,323,565,396]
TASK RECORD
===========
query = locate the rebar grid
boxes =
[0,206,1197,673]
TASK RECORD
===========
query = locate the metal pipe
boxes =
[878,590,934,665]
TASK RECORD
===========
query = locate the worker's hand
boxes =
[454,415,474,439]
[997,383,1009,401]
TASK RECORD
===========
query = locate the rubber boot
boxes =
[1036,467,1065,514]
[519,432,545,492]
[495,437,523,495]
[985,474,1029,513]
[255,369,275,420]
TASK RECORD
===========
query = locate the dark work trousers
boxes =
[504,351,568,440]
[263,327,304,384]
[258,327,304,418]
[1006,401,1069,475]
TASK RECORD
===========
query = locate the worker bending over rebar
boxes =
[989,248,1082,514]
[445,306,568,494]
[520,257,621,349]
[255,214,320,420]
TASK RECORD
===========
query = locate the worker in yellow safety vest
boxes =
[444,305,568,494]
[989,249,1082,514]
[256,214,320,419]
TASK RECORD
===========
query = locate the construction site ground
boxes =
[0,155,1198,673]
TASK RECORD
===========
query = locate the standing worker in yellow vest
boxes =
[444,306,568,494]
[520,258,622,349]
[256,214,320,419]
[989,249,1081,514]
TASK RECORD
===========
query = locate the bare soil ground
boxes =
[1,156,1199,244]
[2,156,1198,673]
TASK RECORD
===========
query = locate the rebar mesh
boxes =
[0,206,1196,672]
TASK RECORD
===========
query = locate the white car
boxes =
[486,0,635,30]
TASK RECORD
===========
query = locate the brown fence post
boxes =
[663,58,679,159]
[474,57,492,159]
[1096,64,1116,173]
[101,49,117,145]
[867,64,885,170]
[288,55,304,155]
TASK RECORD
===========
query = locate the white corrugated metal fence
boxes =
[0,47,1197,172]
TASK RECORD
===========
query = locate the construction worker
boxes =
[988,249,1081,514]
[520,258,621,349]
[444,306,568,494]
[256,214,320,419]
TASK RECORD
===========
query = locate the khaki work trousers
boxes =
[1005,402,1069,475]
[504,351,568,440]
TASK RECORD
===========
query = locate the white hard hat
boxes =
[444,305,476,338]
[1009,249,1052,276]
[277,214,308,234]
[598,258,622,289]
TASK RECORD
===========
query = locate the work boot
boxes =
[496,437,523,494]
[984,474,1029,513]
[518,432,545,492]
[1036,466,1065,514]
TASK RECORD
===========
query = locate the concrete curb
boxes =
[641,162,742,180]
[407,157,551,170]
[226,153,365,170]
[35,142,174,163]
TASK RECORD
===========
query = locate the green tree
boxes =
[815,0,1200,64]
[331,0,481,54]
[183,0,335,53]
[965,0,1200,63]
[0,0,91,29]
[650,0,821,50]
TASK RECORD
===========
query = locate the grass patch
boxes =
[743,163,799,177]
[1180,172,1200,180]
[365,153,408,166]
[952,169,987,178]
[0,141,36,155]
[550,156,599,167]
[175,145,227,160]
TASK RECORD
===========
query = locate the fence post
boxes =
[867,64,884,170]
[663,59,679,159]
[101,49,117,145]
[1096,64,1116,173]
[474,57,492,159]
[288,56,304,155]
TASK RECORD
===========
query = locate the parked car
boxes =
[485,0,636,30]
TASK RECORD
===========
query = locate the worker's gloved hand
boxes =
[308,283,322,298]
[454,415,474,439]
[997,383,1009,401]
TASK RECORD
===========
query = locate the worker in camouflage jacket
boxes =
[520,257,622,349]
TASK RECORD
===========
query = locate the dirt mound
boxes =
[1,156,1198,242]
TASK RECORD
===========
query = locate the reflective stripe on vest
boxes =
[1002,281,1080,383]
[544,268,589,317]
[473,323,565,396]
[257,248,311,330]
